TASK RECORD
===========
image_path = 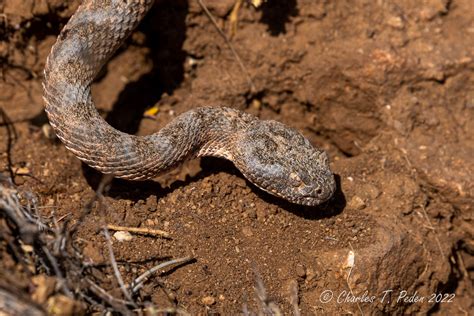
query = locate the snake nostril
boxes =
[316,188,322,194]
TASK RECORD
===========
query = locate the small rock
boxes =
[145,195,157,212]
[423,68,445,82]
[202,296,216,306]
[296,264,306,279]
[42,123,57,140]
[250,99,262,110]
[14,167,30,175]
[387,16,404,29]
[113,231,133,242]
[32,275,56,304]
[245,208,257,219]
[21,244,33,253]
[255,203,268,221]
[348,196,366,210]
[47,295,85,316]
[305,268,317,282]
[242,226,254,237]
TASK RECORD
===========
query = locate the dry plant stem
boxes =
[131,256,193,293]
[0,108,18,182]
[134,306,191,316]
[42,245,73,298]
[288,279,300,316]
[242,302,250,316]
[253,268,282,316]
[419,204,445,258]
[103,227,137,308]
[229,0,244,37]
[346,242,364,316]
[197,0,256,92]
[94,175,136,306]
[86,279,134,315]
[107,224,170,239]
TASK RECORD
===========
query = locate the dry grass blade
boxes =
[253,268,282,316]
[107,224,170,238]
[0,107,18,182]
[103,227,137,308]
[229,0,243,37]
[131,256,193,293]
[288,279,300,316]
[134,306,192,316]
[85,279,134,315]
[197,0,256,92]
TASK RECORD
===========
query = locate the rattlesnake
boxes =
[42,0,336,206]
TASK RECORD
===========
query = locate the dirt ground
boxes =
[0,0,473,314]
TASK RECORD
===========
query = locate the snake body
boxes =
[43,0,336,206]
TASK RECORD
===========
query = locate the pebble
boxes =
[31,275,56,304]
[245,208,257,219]
[145,195,157,212]
[47,295,84,316]
[387,16,404,29]
[14,167,30,175]
[296,264,306,278]
[202,296,216,306]
[42,123,57,140]
[242,226,254,237]
[113,231,133,242]
[348,196,366,210]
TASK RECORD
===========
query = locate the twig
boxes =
[0,107,18,182]
[103,227,137,307]
[107,224,170,239]
[455,249,469,280]
[42,245,73,298]
[288,279,300,316]
[253,267,282,316]
[346,243,363,316]
[197,0,256,92]
[134,306,191,316]
[86,279,133,315]
[131,256,193,293]
[418,204,445,258]
[229,0,244,37]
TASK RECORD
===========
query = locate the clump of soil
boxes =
[0,0,472,314]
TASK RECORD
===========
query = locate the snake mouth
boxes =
[244,176,335,207]
[295,184,336,206]
[296,196,329,206]
[267,190,331,207]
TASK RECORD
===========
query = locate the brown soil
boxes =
[1,0,473,314]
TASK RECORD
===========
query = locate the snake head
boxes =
[234,120,336,206]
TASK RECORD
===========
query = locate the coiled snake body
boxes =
[43,0,336,206]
